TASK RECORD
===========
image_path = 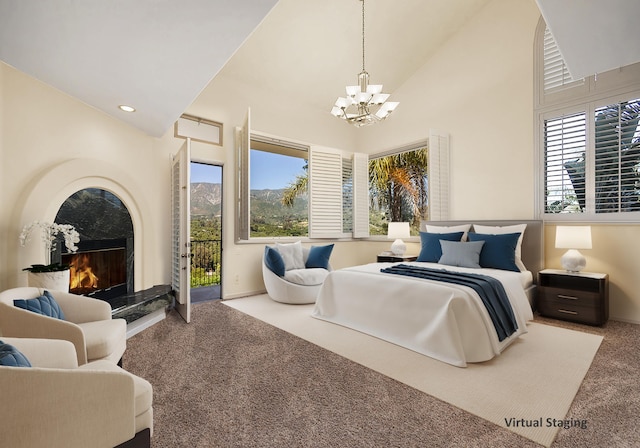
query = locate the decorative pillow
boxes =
[438,241,484,268]
[425,224,472,241]
[417,231,464,262]
[473,224,527,271]
[275,241,305,271]
[306,244,334,269]
[14,290,66,320]
[0,340,32,367]
[264,246,286,277]
[467,232,521,272]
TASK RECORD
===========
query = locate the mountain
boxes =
[190,182,222,216]
[190,183,308,220]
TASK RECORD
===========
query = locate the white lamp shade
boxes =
[555,226,592,249]
[388,222,410,239]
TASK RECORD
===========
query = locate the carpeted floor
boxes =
[123,300,640,447]
[222,294,603,447]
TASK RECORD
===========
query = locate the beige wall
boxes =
[0,63,173,290]
[1,0,638,323]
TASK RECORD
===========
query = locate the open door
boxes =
[171,138,191,322]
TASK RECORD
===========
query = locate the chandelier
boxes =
[330,0,399,127]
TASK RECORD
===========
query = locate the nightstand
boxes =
[537,269,609,326]
[377,253,418,263]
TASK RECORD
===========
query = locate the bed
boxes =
[312,220,543,367]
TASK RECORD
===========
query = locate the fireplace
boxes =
[61,238,133,300]
[54,188,135,303]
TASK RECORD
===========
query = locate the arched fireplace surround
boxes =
[15,159,153,291]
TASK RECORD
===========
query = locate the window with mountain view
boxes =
[249,138,309,237]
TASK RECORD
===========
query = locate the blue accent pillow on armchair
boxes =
[467,232,521,272]
[264,246,286,277]
[0,340,32,367]
[306,244,334,269]
[417,231,464,262]
[14,290,66,320]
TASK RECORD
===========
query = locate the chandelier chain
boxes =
[361,0,366,72]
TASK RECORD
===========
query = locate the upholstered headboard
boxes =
[421,220,544,281]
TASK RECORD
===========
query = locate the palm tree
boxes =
[369,148,428,230]
[282,165,308,207]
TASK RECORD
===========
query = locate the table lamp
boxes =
[388,222,410,255]
[555,225,592,272]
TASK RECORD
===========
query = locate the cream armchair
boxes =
[0,337,152,448]
[0,287,126,365]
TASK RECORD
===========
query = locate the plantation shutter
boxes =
[352,152,369,238]
[341,157,353,234]
[309,146,343,238]
[428,130,450,220]
[543,27,578,91]
[594,99,640,213]
[543,112,586,213]
[235,108,250,240]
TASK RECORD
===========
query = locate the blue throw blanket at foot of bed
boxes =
[380,264,518,341]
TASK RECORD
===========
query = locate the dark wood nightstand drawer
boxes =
[538,286,600,308]
[536,300,601,325]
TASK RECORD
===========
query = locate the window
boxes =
[249,136,309,238]
[369,145,428,236]
[236,110,449,239]
[368,131,449,236]
[236,114,368,240]
[535,18,640,221]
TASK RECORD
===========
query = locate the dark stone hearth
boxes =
[107,285,174,324]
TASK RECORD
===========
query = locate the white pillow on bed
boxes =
[473,224,527,271]
[425,224,472,241]
[275,241,305,271]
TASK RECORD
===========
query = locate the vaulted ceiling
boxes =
[1,0,639,138]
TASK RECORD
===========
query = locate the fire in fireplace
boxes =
[61,238,131,299]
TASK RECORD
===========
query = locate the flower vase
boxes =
[27,270,71,292]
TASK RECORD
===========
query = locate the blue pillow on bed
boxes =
[438,240,485,268]
[264,246,286,277]
[467,232,521,272]
[417,231,464,262]
[306,244,334,269]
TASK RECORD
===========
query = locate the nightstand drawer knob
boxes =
[557,294,578,300]
[558,309,578,315]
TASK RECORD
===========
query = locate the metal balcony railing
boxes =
[190,239,221,288]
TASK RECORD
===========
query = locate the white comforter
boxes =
[312,262,534,367]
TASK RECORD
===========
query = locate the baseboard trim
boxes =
[222,289,266,300]
[610,316,640,325]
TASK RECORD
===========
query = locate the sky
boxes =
[190,151,306,190]
[191,162,222,184]
[249,150,306,190]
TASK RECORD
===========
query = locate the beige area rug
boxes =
[223,294,603,447]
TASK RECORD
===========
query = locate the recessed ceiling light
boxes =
[118,105,136,112]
